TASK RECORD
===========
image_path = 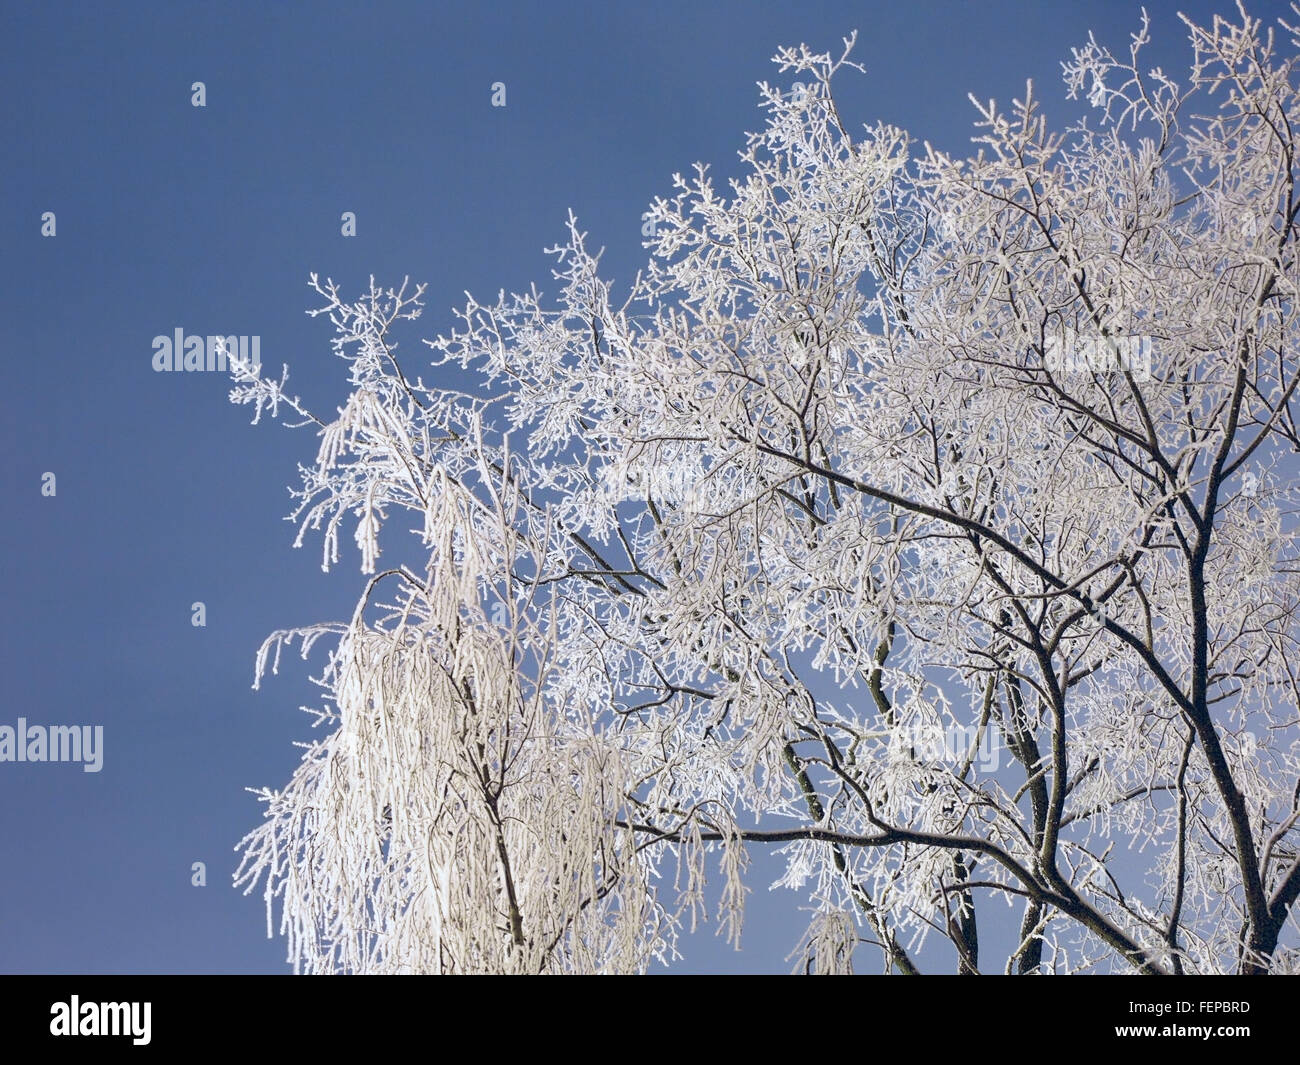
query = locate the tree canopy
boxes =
[231,5,1300,974]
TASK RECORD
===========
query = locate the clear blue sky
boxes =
[1,0,1284,974]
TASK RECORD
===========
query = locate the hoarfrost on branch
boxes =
[232,8,1300,974]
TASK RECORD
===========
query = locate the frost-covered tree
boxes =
[231,5,1300,974]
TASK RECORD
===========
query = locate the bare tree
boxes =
[231,4,1300,973]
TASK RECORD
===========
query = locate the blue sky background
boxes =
[1,0,1288,975]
